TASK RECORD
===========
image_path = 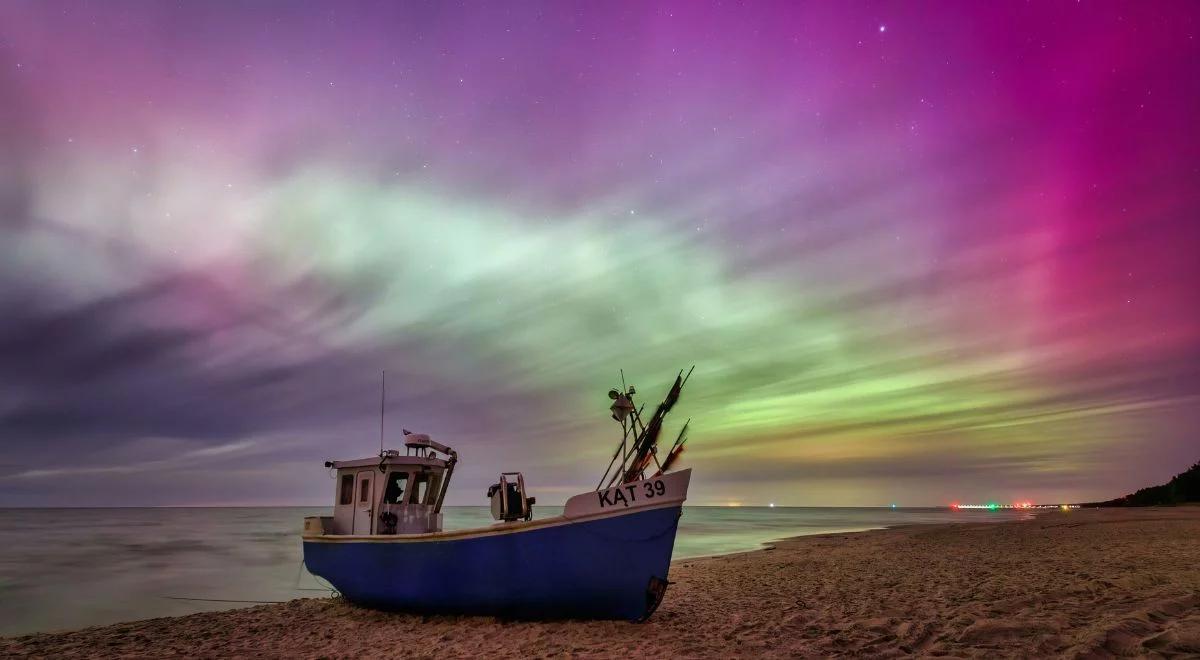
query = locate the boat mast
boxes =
[597,366,693,490]
[379,370,386,457]
[597,387,640,490]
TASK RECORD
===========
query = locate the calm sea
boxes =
[0,506,1035,636]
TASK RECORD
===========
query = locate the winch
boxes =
[488,472,535,521]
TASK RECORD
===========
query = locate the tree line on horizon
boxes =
[1085,461,1200,507]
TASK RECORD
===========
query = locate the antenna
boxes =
[379,370,386,457]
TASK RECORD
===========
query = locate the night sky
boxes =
[1,2,1197,507]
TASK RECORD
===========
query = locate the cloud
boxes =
[5,439,264,480]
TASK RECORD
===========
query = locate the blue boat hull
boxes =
[304,504,683,621]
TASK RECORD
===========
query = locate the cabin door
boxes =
[353,470,375,534]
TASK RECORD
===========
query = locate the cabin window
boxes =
[339,475,354,505]
[412,473,429,504]
[359,478,370,503]
[383,472,409,504]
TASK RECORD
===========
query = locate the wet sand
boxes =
[4,507,1198,658]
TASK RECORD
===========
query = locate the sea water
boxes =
[0,506,1035,636]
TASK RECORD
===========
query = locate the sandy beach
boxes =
[4,507,1198,658]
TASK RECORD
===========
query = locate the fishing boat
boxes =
[302,368,694,621]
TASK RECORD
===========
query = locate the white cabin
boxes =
[315,433,457,535]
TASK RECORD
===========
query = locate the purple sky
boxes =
[0,2,1197,506]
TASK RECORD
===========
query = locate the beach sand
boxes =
[4,507,1198,658]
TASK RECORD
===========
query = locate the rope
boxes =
[296,558,340,597]
[294,559,339,596]
[157,560,338,607]
[162,597,285,604]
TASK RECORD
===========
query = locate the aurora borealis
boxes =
[1,2,1197,507]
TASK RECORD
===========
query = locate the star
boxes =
[879,25,887,33]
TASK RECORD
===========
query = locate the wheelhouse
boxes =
[313,433,457,535]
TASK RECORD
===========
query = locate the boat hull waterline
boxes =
[304,469,691,621]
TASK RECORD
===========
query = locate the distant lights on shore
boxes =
[951,502,1080,510]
